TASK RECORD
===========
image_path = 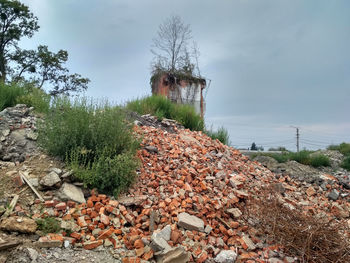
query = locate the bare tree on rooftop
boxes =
[151,15,192,72]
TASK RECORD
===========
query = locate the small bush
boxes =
[70,149,138,197]
[126,95,204,131]
[36,217,61,234]
[205,126,230,145]
[0,83,25,111]
[174,104,204,131]
[328,143,350,156]
[310,154,331,167]
[17,86,51,113]
[269,153,289,163]
[38,97,139,196]
[341,156,350,171]
[126,95,173,119]
[290,150,311,165]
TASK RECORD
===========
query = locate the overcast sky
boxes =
[20,0,350,150]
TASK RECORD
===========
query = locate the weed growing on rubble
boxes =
[38,97,139,196]
[0,82,51,113]
[341,156,350,171]
[16,85,51,113]
[328,142,350,156]
[204,126,230,145]
[36,217,61,234]
[0,83,25,111]
[245,187,350,262]
[70,148,138,196]
[126,95,204,131]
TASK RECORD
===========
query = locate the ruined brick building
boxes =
[151,71,207,118]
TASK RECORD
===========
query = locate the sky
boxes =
[20,0,350,151]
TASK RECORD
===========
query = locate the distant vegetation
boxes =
[126,95,230,144]
[328,143,350,171]
[328,143,350,156]
[253,142,350,170]
[252,150,331,168]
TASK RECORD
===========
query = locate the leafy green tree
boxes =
[250,142,257,151]
[0,0,89,95]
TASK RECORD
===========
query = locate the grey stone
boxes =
[60,220,80,232]
[28,178,39,187]
[178,212,204,231]
[152,225,171,241]
[214,250,237,263]
[155,246,189,263]
[269,258,284,263]
[226,208,242,218]
[49,167,62,175]
[150,234,171,253]
[2,129,10,137]
[204,225,213,234]
[0,216,37,233]
[118,195,147,206]
[229,178,243,188]
[328,189,340,201]
[104,238,113,247]
[25,130,38,141]
[64,240,70,248]
[40,171,61,187]
[61,170,73,179]
[58,183,86,203]
[145,146,158,153]
[242,235,256,250]
[27,247,39,261]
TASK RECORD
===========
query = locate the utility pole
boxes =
[291,126,300,152]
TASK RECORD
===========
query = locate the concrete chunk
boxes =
[177,212,204,231]
[58,183,86,203]
[215,250,237,263]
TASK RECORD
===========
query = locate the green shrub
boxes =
[126,95,173,119]
[0,83,25,111]
[70,149,138,197]
[328,143,350,156]
[205,126,230,145]
[126,95,204,131]
[36,217,61,234]
[310,154,331,167]
[38,97,139,196]
[269,153,289,163]
[174,104,204,131]
[16,86,51,113]
[341,156,350,171]
[39,97,138,160]
[290,150,311,165]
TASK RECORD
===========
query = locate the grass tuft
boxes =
[204,126,230,145]
[126,95,204,131]
[36,217,61,234]
[0,83,26,111]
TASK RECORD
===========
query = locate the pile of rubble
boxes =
[127,111,184,133]
[0,104,39,164]
[1,109,350,262]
